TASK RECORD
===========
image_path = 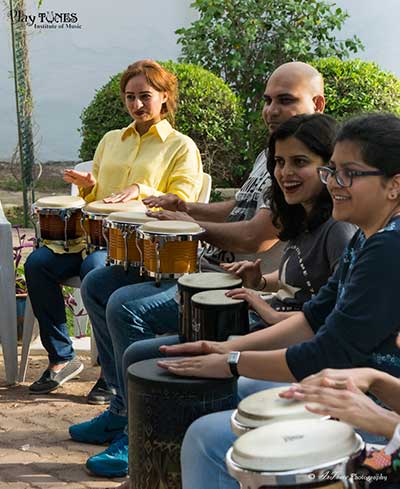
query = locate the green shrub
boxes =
[79,61,246,187]
[313,58,400,118]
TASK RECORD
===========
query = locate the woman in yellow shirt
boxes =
[25,59,203,395]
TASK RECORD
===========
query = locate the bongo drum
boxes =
[103,211,157,271]
[137,220,205,284]
[177,272,243,341]
[190,289,249,341]
[128,358,237,489]
[226,419,365,488]
[81,199,145,252]
[231,386,326,437]
[32,195,86,251]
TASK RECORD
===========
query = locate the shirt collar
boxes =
[121,119,173,142]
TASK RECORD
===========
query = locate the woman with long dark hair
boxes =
[222,113,355,326]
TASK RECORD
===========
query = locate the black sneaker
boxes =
[29,357,84,394]
[87,377,116,405]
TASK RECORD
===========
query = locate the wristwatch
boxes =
[227,351,241,378]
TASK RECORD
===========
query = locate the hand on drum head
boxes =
[146,209,195,222]
[103,184,140,203]
[63,169,96,188]
[143,193,188,212]
[158,353,232,379]
[220,259,263,289]
[225,288,279,323]
[159,340,229,356]
[282,377,400,439]
[279,368,379,400]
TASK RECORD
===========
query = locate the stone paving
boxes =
[0,352,126,489]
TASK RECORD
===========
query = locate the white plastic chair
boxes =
[0,201,18,384]
[198,173,212,203]
[19,161,94,382]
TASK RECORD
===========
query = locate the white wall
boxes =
[334,0,400,77]
[1,0,399,162]
[0,0,195,161]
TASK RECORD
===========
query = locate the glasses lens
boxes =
[336,170,351,188]
[318,168,330,184]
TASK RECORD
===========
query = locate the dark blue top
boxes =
[286,216,400,381]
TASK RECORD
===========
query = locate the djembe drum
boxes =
[128,358,237,489]
[230,386,326,437]
[226,419,365,489]
[32,195,86,251]
[81,199,146,252]
[190,289,250,341]
[177,272,243,341]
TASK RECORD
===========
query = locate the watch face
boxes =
[228,351,240,364]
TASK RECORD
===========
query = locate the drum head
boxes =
[178,272,242,290]
[106,211,157,224]
[84,200,146,214]
[34,195,86,208]
[232,419,362,472]
[139,220,203,235]
[191,289,245,306]
[236,386,323,428]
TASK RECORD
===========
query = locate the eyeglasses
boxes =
[317,166,384,188]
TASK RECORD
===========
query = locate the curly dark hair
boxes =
[265,113,338,241]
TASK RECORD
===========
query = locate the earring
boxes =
[390,192,398,199]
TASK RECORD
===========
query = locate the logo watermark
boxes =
[308,471,388,484]
[8,10,82,30]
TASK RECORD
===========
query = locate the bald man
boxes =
[71,62,326,479]
[145,61,325,269]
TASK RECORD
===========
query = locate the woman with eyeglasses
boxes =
[219,113,355,327]
[157,113,400,489]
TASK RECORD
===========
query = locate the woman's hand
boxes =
[143,193,188,212]
[159,340,229,356]
[220,259,263,289]
[225,288,279,323]
[63,169,96,188]
[103,184,140,203]
[285,377,399,438]
[280,368,379,399]
[158,353,231,378]
[146,209,195,222]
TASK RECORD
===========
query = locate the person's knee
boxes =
[24,248,50,277]
[80,251,106,280]
[81,267,104,305]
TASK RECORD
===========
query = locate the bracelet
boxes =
[256,276,267,291]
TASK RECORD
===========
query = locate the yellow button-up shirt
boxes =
[80,119,203,202]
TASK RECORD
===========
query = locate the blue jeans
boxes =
[24,246,106,364]
[80,265,179,415]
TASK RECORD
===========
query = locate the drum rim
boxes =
[137,227,205,239]
[107,257,142,267]
[32,206,84,213]
[82,210,108,219]
[104,219,143,228]
[225,435,365,485]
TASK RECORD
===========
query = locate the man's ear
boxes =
[313,95,325,113]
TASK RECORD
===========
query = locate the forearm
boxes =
[198,219,278,254]
[258,309,301,326]
[237,350,296,382]
[371,407,400,439]
[370,370,400,412]
[186,199,235,222]
[224,312,314,352]
[261,270,279,292]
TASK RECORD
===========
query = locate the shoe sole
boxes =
[85,464,128,478]
[87,398,112,405]
[29,362,84,395]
